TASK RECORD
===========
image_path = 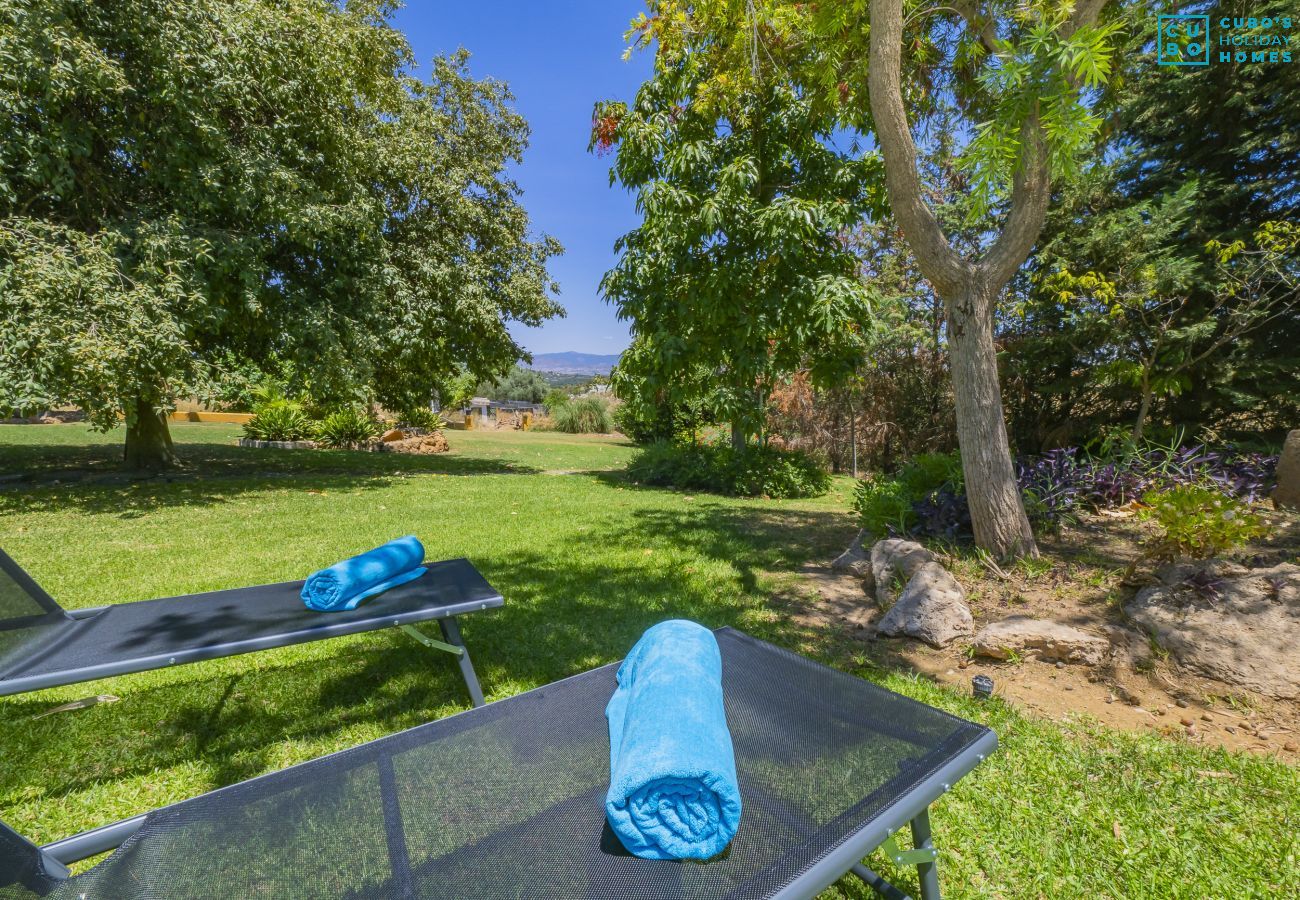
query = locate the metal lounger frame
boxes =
[0,551,499,708]
[33,685,996,900]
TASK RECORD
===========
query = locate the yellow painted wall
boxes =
[168,411,254,424]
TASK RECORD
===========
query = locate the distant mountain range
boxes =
[525,351,621,376]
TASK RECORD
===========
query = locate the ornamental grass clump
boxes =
[552,397,612,434]
[396,407,447,432]
[243,399,311,442]
[313,407,382,448]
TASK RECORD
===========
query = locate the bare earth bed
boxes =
[786,509,1300,762]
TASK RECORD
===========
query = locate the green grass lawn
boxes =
[1,423,1297,897]
[0,421,641,481]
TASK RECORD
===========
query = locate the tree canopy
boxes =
[605,0,1120,557]
[0,0,561,467]
[596,27,881,445]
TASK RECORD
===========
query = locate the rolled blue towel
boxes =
[300,536,428,612]
[604,620,742,860]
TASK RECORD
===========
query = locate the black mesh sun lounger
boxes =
[1,628,995,900]
[0,549,502,707]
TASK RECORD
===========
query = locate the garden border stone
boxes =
[237,438,317,450]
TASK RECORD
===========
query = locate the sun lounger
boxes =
[1,628,995,899]
[0,549,501,707]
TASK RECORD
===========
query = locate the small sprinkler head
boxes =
[972,674,994,700]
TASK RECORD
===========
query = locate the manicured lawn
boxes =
[0,421,641,481]
[1,424,1296,897]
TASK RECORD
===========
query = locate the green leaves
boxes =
[0,1,560,428]
[598,56,878,439]
[955,5,1121,221]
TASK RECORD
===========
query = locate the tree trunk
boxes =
[850,406,858,479]
[123,397,180,471]
[1132,371,1153,444]
[947,284,1038,559]
[731,418,746,451]
[867,0,1080,559]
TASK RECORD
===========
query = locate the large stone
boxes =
[380,432,449,455]
[876,561,973,648]
[237,438,316,450]
[831,529,873,581]
[870,538,936,607]
[1273,429,1300,510]
[1125,560,1300,699]
[380,428,406,443]
[973,616,1109,665]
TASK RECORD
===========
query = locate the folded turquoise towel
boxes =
[300,536,428,612]
[604,620,742,860]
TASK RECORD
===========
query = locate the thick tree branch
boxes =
[976,0,1110,291]
[868,0,971,297]
[951,0,999,54]
[1065,0,1109,37]
[978,111,1050,291]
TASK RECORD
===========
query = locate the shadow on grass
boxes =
[0,447,542,516]
[0,502,867,815]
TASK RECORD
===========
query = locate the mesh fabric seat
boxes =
[0,550,501,705]
[3,628,995,900]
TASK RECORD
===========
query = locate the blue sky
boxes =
[392,1,653,357]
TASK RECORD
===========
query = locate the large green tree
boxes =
[618,0,1118,557]
[595,40,880,449]
[0,0,560,469]
[1008,0,1300,447]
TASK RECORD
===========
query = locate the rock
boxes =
[237,438,316,450]
[380,428,406,442]
[1103,623,1153,670]
[972,616,1110,665]
[830,529,873,582]
[38,416,62,424]
[870,538,936,607]
[380,432,449,455]
[876,561,972,648]
[1176,699,1190,709]
[1272,429,1300,510]
[1180,717,1194,727]
[1125,560,1300,699]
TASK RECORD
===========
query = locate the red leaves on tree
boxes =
[591,112,621,156]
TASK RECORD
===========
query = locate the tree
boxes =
[616,0,1118,557]
[595,40,880,449]
[1010,0,1300,446]
[1044,220,1299,443]
[863,0,1116,557]
[483,366,549,403]
[0,0,560,469]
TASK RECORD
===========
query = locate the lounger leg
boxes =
[850,863,911,900]
[910,809,941,900]
[438,616,486,708]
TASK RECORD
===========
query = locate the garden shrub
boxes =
[853,451,963,535]
[543,388,570,412]
[1138,485,1268,562]
[627,442,830,499]
[313,407,382,448]
[612,393,709,445]
[396,407,447,431]
[243,399,311,442]
[858,442,1278,541]
[552,397,612,434]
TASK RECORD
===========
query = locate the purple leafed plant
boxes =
[908,444,1278,539]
